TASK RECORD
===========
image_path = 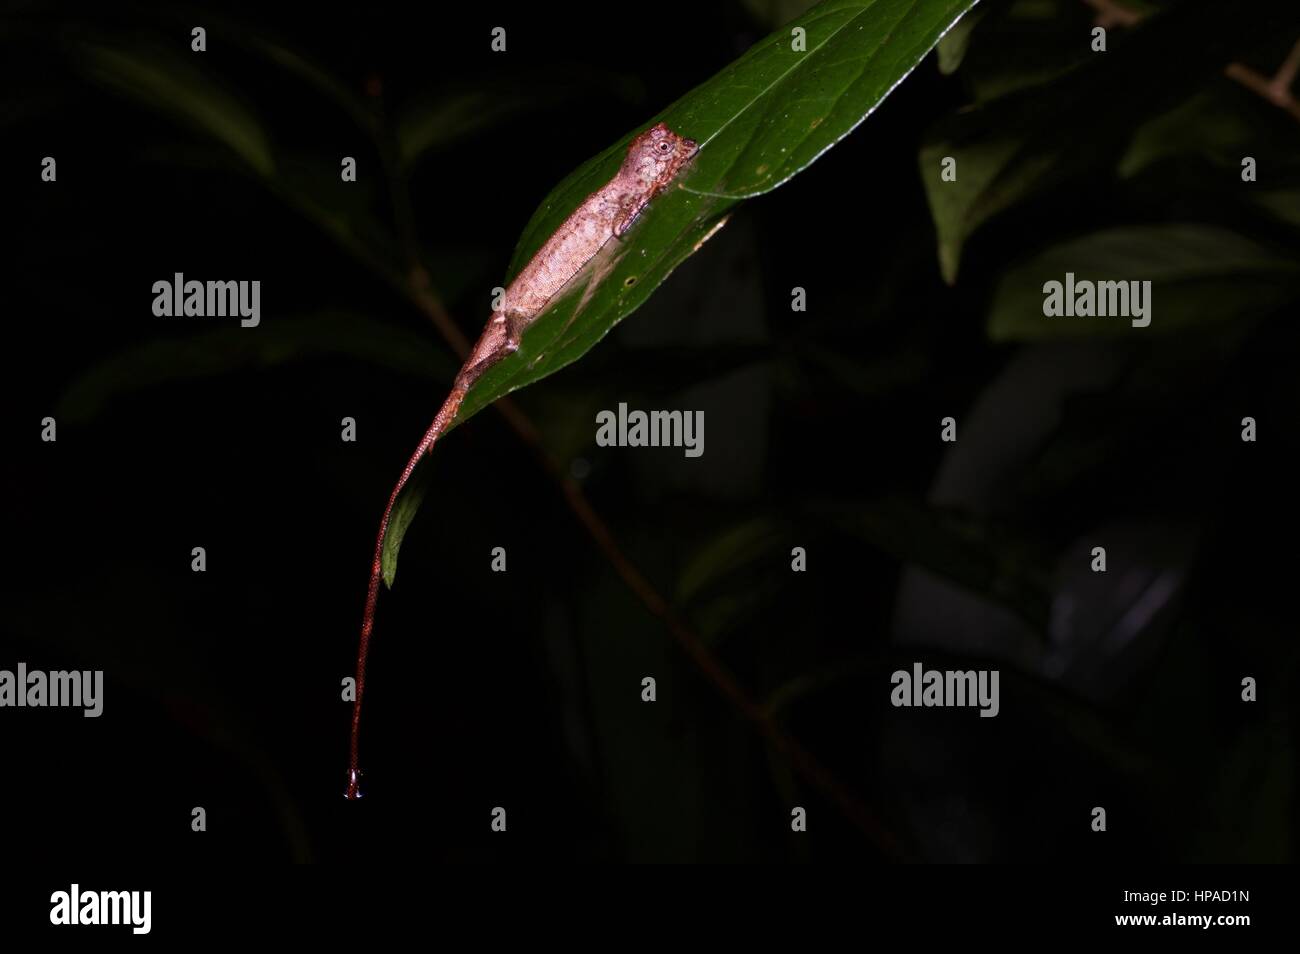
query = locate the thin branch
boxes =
[1224,36,1300,123]
[1082,0,1140,30]
[367,79,449,345]
[1082,1,1300,122]
[1225,61,1300,122]
[1271,35,1300,94]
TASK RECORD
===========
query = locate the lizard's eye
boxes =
[657,140,673,154]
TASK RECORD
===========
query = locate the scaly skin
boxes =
[345,122,697,799]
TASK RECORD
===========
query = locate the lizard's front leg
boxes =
[614,192,651,239]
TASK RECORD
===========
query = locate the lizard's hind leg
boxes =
[456,310,528,389]
[503,311,528,353]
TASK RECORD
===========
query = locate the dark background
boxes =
[2,0,1297,864]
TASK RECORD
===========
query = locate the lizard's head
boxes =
[620,122,698,191]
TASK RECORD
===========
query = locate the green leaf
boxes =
[987,224,1300,341]
[941,0,1095,101]
[807,497,1054,632]
[380,0,980,587]
[56,313,456,422]
[668,496,1055,639]
[75,42,275,178]
[379,479,430,588]
[399,88,541,168]
[935,2,988,74]
[670,517,795,643]
[397,75,640,169]
[242,36,376,133]
[741,0,824,29]
[1253,189,1300,230]
[1118,80,1300,181]
[919,0,1291,283]
[676,517,785,605]
[1119,88,1259,179]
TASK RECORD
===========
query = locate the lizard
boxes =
[346,121,699,799]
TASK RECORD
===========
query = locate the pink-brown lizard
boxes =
[346,121,698,799]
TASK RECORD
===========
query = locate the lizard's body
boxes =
[346,122,697,798]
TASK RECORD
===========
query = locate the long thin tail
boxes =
[345,383,467,799]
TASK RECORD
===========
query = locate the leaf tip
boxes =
[940,243,961,285]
